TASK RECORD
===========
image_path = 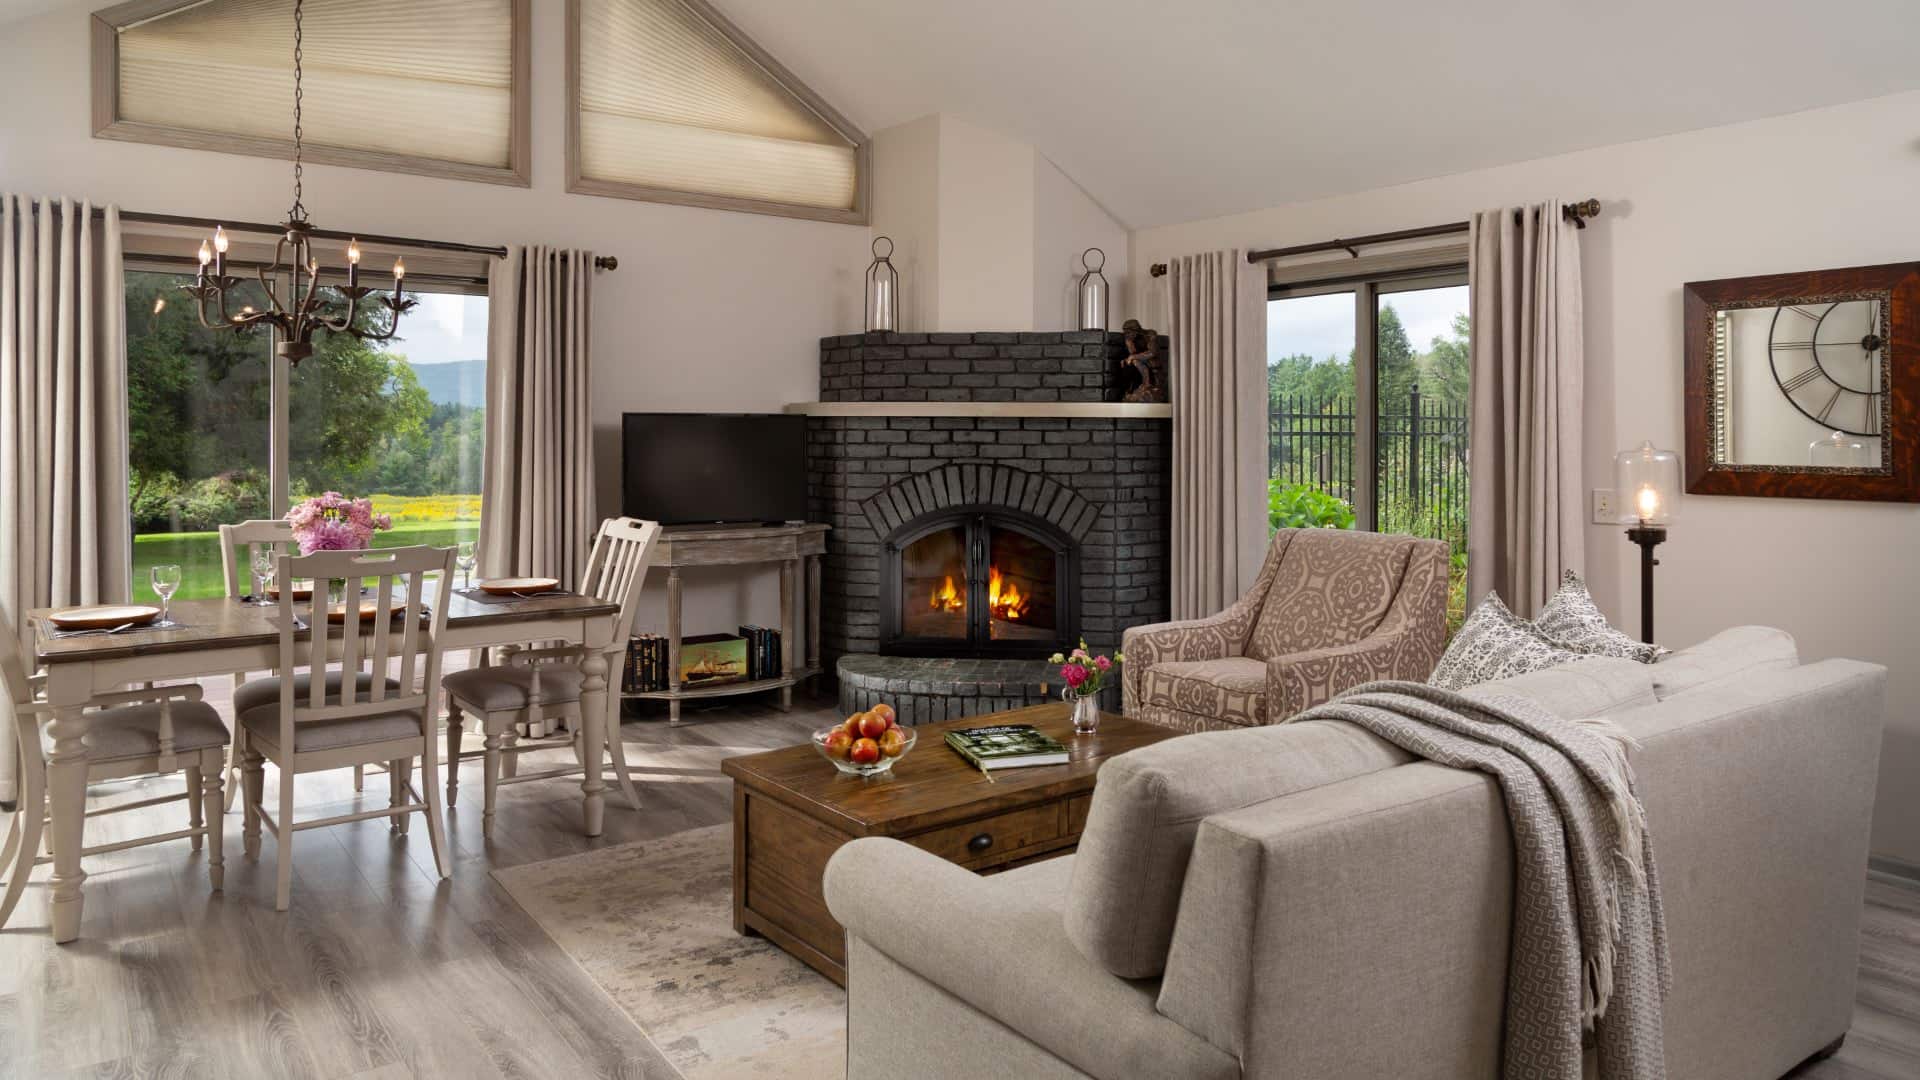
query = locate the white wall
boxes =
[933,115,1035,333]
[1032,154,1129,332]
[0,2,873,644]
[1133,90,1920,863]
[869,114,941,333]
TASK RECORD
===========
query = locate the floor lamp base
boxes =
[1625,525,1667,644]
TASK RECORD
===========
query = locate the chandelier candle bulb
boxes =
[346,239,360,287]
[212,225,227,277]
[196,238,210,285]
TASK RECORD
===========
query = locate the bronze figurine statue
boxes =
[1116,319,1166,403]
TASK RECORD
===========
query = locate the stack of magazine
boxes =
[738,624,782,680]
[623,634,669,693]
[944,724,1071,771]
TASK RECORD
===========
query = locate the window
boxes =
[1267,268,1470,626]
[92,0,531,187]
[126,266,487,600]
[569,0,869,223]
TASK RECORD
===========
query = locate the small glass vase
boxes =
[1065,688,1100,735]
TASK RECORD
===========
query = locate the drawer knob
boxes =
[967,832,994,854]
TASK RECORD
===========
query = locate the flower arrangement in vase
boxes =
[286,492,393,555]
[1050,639,1123,734]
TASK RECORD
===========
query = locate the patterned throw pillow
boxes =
[1533,570,1665,663]
[1428,593,1591,691]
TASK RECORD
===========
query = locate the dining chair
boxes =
[442,517,662,837]
[237,545,453,911]
[0,610,227,930]
[220,519,392,800]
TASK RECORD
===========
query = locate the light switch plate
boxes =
[1591,488,1617,525]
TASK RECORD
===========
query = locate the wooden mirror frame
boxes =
[1683,261,1920,502]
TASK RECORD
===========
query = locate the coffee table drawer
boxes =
[906,802,1063,866]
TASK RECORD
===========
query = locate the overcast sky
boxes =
[382,292,487,367]
[1267,284,1468,364]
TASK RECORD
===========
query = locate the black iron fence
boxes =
[1269,385,1469,548]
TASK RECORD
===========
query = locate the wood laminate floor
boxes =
[0,688,1915,1079]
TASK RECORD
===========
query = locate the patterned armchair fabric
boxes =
[1124,529,1450,732]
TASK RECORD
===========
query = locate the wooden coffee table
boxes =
[721,702,1177,986]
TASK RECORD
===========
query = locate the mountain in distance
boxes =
[406,359,486,407]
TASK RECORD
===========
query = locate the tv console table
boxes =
[627,523,830,725]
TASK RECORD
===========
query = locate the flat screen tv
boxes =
[621,412,810,525]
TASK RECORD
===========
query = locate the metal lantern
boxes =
[1078,247,1110,331]
[865,236,899,332]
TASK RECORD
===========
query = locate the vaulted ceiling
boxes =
[719,0,1920,228]
[13,0,1919,229]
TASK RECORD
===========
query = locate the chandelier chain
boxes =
[289,0,306,223]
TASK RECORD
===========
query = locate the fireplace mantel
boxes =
[785,401,1171,419]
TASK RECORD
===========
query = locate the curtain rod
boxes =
[1147,198,1599,277]
[62,207,618,271]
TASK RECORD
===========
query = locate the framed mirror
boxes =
[1684,262,1920,502]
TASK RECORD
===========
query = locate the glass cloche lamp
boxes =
[1614,441,1679,644]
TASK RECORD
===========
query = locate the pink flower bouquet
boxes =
[286,492,394,555]
[1049,639,1123,699]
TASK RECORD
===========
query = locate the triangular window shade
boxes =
[94,0,528,186]
[572,0,867,223]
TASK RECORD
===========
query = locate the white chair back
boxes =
[0,608,35,714]
[271,545,453,749]
[579,517,663,644]
[219,519,296,598]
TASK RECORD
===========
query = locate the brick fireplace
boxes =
[801,330,1173,721]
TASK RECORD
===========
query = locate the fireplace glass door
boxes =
[884,510,1075,657]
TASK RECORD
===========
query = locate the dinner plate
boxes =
[48,604,162,631]
[478,577,561,596]
[267,580,315,601]
[326,600,404,624]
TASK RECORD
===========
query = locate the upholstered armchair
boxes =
[1123,528,1450,732]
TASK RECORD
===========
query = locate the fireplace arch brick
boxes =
[858,463,1102,544]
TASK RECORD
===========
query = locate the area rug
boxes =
[491,825,845,1079]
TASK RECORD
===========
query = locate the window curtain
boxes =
[0,195,131,802]
[1466,201,1584,618]
[1165,249,1268,620]
[479,246,597,587]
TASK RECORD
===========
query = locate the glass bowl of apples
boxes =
[813,703,915,776]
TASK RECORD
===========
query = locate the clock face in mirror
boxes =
[1710,296,1889,471]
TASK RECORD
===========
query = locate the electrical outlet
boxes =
[1591,488,1618,525]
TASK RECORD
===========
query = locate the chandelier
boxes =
[183,0,412,364]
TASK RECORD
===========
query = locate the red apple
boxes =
[823,728,854,759]
[870,703,897,727]
[850,737,882,765]
[878,727,907,758]
[858,711,891,740]
[843,713,868,736]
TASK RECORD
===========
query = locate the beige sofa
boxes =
[1122,527,1450,732]
[825,627,1884,1079]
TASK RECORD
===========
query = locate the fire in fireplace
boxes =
[883,508,1076,657]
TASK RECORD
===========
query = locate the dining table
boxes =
[29,587,621,944]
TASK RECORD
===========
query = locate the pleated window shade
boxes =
[108,0,518,173]
[574,0,864,217]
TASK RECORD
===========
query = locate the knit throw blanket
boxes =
[1294,681,1671,1080]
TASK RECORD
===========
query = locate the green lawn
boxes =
[134,520,479,601]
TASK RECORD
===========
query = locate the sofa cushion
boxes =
[1533,569,1665,663]
[1065,719,1413,978]
[1429,593,1590,690]
[1139,657,1266,727]
[1463,656,1657,718]
[1651,625,1797,700]
[1246,529,1412,661]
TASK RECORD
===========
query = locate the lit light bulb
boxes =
[212,226,229,254]
[392,257,405,281]
[197,239,212,265]
[346,240,361,265]
[1635,483,1661,522]
[152,297,166,315]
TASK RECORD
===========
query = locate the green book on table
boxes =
[944,724,1071,770]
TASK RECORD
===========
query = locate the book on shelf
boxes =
[624,633,670,693]
[944,724,1071,771]
[736,624,783,680]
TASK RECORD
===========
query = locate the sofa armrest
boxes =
[1123,597,1263,713]
[824,838,1236,1080]
[1264,630,1413,720]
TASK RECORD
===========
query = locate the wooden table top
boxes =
[720,702,1178,837]
[31,591,620,664]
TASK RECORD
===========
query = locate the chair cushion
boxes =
[1246,529,1413,661]
[1651,625,1798,700]
[56,700,230,761]
[1139,657,1267,728]
[233,671,403,715]
[442,665,587,712]
[240,707,425,753]
[1065,719,1413,979]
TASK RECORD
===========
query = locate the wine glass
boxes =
[250,548,275,605]
[456,541,478,590]
[150,564,182,626]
